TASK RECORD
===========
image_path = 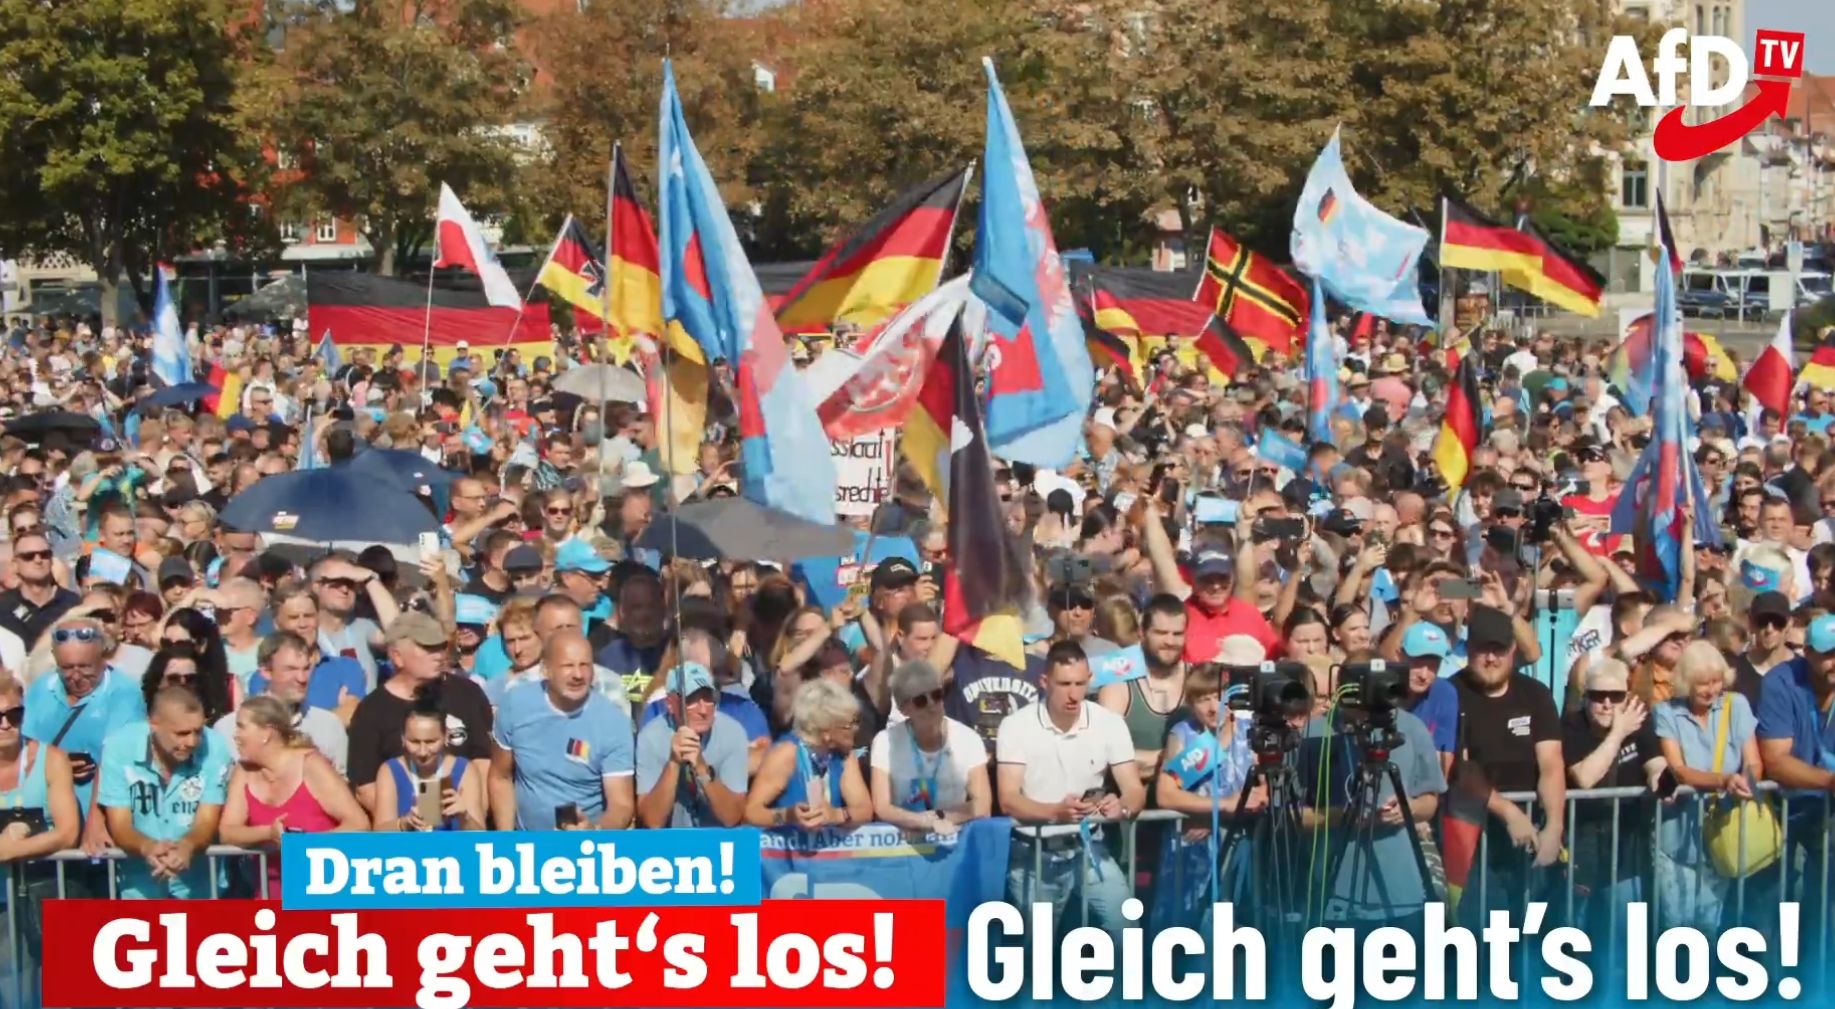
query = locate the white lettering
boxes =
[93,918,154,989]
[306,849,348,895]
[1591,36,1657,106]
[1690,35,1748,106]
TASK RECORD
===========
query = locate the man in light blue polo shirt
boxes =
[25,620,148,820]
[489,632,635,830]
[98,687,232,898]
[635,663,748,828]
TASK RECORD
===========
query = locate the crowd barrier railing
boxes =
[3,787,1830,1006]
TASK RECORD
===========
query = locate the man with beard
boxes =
[98,687,232,898]
[1450,605,1565,923]
[1382,562,1542,676]
[1732,591,1795,710]
[1096,594,1188,780]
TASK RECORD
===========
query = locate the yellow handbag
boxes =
[1702,696,1783,879]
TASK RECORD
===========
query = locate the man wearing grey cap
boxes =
[635,662,747,829]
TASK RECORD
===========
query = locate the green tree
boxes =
[248,0,528,275]
[520,0,765,249]
[749,0,1157,262]
[0,0,265,326]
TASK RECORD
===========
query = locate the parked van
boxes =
[1680,270,1734,317]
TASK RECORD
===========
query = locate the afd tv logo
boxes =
[1590,28,1804,162]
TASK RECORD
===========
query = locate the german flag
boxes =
[775,169,968,335]
[1193,228,1308,355]
[204,363,242,420]
[1440,749,1490,916]
[1802,327,1835,391]
[1432,349,1482,491]
[535,215,609,334]
[1439,198,1544,276]
[1089,268,1212,339]
[1081,309,1137,385]
[608,145,706,474]
[907,315,1027,669]
[1194,315,1255,379]
[1507,222,1605,318]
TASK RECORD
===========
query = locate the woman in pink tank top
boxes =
[217,697,368,896]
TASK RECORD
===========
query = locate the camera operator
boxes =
[1517,513,1614,693]
[1450,604,1566,923]
[1298,662,1445,929]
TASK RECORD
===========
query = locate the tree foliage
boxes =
[0,0,264,324]
[246,0,529,275]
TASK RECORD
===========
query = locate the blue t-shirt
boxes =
[1756,657,1835,803]
[97,720,233,898]
[493,681,635,830]
[638,687,769,742]
[249,656,367,714]
[1792,411,1835,435]
[1403,677,1460,755]
[1528,606,1582,695]
[24,668,148,813]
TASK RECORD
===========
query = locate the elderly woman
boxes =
[744,678,872,831]
[1654,641,1764,928]
[867,660,990,834]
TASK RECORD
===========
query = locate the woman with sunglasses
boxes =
[1561,657,1665,934]
[153,608,239,714]
[0,669,80,971]
[867,660,989,835]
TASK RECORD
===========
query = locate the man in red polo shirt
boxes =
[1137,500,1278,662]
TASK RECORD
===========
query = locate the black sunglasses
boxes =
[0,706,22,728]
[1585,690,1627,704]
[905,688,947,710]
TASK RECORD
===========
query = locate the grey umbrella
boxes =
[552,362,646,404]
[633,498,851,562]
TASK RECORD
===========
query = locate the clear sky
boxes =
[1748,0,1835,72]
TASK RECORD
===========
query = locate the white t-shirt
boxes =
[0,626,23,679]
[869,717,987,811]
[995,701,1134,804]
[212,704,348,775]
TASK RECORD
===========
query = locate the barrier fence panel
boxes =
[4,792,1829,1006]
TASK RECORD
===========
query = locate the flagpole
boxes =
[934,162,976,283]
[1438,197,1457,342]
[603,146,619,370]
[503,216,567,353]
[420,256,437,369]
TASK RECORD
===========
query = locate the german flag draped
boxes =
[1801,327,1835,391]
[535,215,610,335]
[608,145,706,475]
[907,316,1027,669]
[775,169,968,335]
[1440,755,1490,916]
[1194,315,1255,380]
[1432,350,1482,491]
[1506,222,1605,318]
[1192,227,1308,355]
[1088,269,1212,339]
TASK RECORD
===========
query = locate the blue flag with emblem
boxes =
[151,263,191,387]
[1290,127,1432,326]
[972,58,1090,468]
[316,329,341,374]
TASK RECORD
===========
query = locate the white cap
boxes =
[1091,407,1117,432]
[456,340,470,352]
[1215,635,1267,666]
[622,459,661,489]
[1184,423,1208,439]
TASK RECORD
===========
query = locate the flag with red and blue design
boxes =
[1611,242,1721,601]
[971,58,1091,468]
[657,61,836,524]
[1304,277,1338,444]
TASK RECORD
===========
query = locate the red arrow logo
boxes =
[1652,78,1792,161]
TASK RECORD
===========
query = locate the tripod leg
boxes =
[1385,762,1438,906]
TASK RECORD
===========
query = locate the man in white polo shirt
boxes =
[996,640,1144,932]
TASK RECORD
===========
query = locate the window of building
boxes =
[279,221,302,243]
[1621,161,1650,208]
[315,220,339,243]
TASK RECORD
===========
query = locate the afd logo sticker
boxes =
[1589,28,1805,162]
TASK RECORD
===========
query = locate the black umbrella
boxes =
[220,467,438,543]
[2,411,101,443]
[344,448,461,495]
[133,382,220,414]
[633,498,852,562]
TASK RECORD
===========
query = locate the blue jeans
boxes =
[1007,840,1131,933]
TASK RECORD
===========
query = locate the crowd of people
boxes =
[0,311,1833,963]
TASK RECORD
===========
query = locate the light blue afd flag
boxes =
[1089,644,1148,691]
[760,818,1011,929]
[281,829,762,910]
[1256,427,1308,472]
[1290,127,1432,326]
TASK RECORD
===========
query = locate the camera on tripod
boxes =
[1338,660,1406,714]
[1224,661,1314,719]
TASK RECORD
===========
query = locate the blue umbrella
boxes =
[343,448,462,516]
[220,467,438,543]
[133,382,219,414]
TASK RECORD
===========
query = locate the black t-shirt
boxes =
[1559,710,1659,888]
[947,647,1043,753]
[345,674,495,788]
[0,586,80,648]
[1451,669,1560,793]
[1729,655,1768,713]
[461,576,512,607]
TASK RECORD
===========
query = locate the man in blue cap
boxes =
[1399,622,1459,774]
[552,540,613,638]
[634,662,748,829]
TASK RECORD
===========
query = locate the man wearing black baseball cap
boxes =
[1449,604,1565,925]
[1137,498,1276,662]
[1732,591,1794,709]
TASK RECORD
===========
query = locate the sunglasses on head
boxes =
[51,626,100,645]
[904,688,948,710]
[1585,689,1627,704]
